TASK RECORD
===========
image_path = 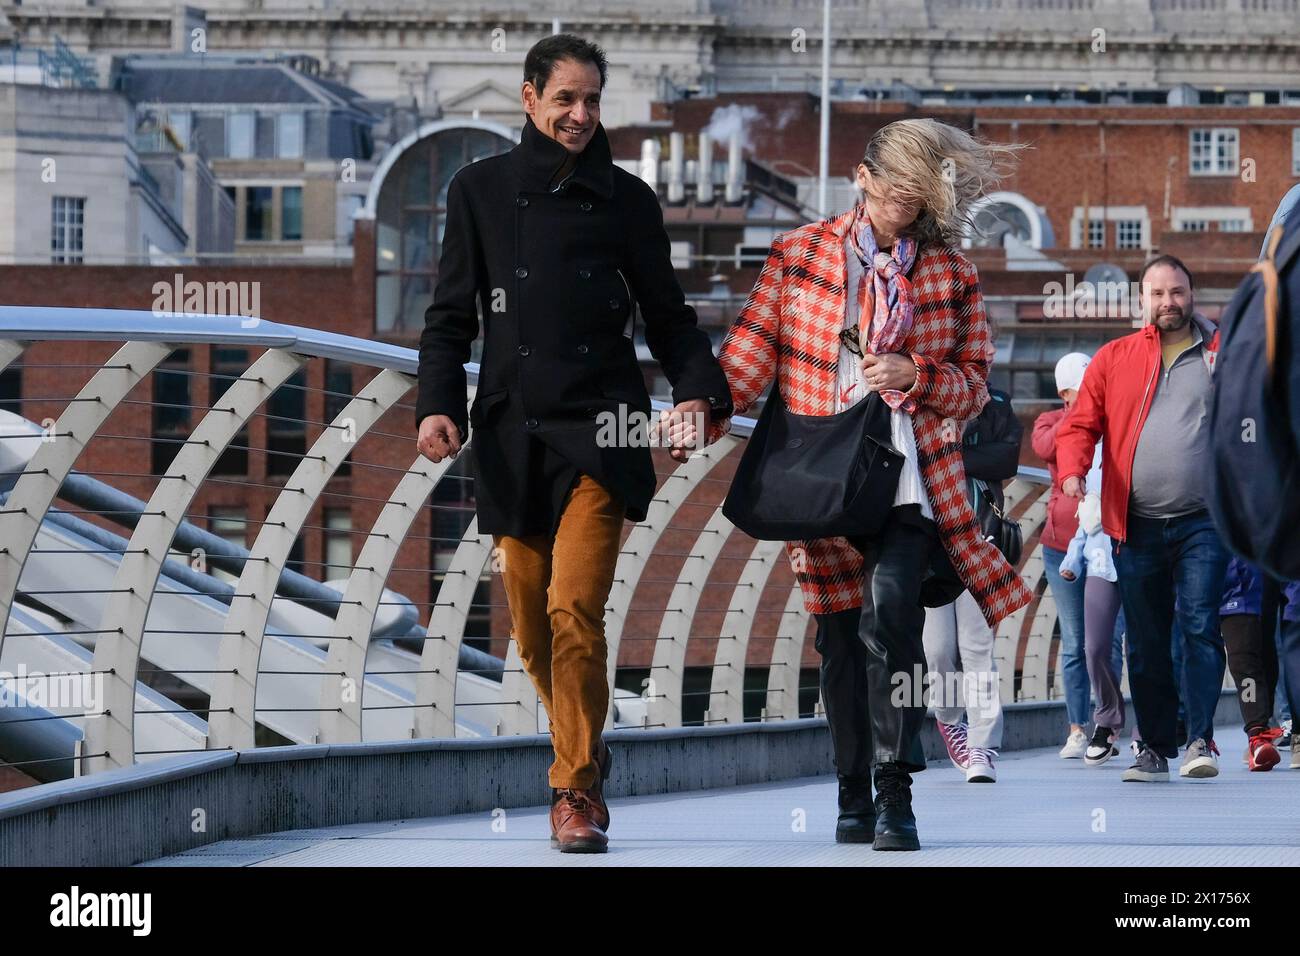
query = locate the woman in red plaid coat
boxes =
[704,119,1032,850]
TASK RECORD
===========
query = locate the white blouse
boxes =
[836,237,934,520]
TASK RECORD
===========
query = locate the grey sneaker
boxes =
[1122,742,1170,782]
[1180,737,1220,778]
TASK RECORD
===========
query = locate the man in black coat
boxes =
[415,34,733,853]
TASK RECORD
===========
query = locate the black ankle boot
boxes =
[872,762,920,851]
[835,774,876,844]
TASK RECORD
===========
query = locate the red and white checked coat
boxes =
[711,206,1033,628]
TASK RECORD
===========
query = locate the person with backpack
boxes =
[1056,254,1229,783]
[924,320,1023,784]
[1211,186,1300,758]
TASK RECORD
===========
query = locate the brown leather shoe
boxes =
[589,741,612,831]
[549,789,609,853]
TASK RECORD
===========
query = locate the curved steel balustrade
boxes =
[0,304,1078,782]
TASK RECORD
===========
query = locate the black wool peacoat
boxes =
[416,115,734,535]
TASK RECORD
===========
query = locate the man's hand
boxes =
[860,352,918,392]
[417,414,462,463]
[1062,475,1085,499]
[651,399,712,462]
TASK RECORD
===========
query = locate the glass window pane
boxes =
[398,275,433,332]
[228,112,254,159]
[193,112,226,158]
[245,187,273,241]
[403,144,432,207]
[281,186,303,241]
[305,110,329,158]
[402,210,432,271]
[255,113,277,159]
[278,112,304,159]
[375,274,400,332]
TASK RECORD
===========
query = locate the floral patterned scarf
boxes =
[847,203,918,411]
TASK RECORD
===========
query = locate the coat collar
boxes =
[1137,311,1219,374]
[827,203,864,242]
[509,115,615,199]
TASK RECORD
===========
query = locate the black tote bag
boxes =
[722,385,905,541]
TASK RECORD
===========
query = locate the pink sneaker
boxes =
[937,719,971,771]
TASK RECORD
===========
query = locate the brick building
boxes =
[6,90,1293,719]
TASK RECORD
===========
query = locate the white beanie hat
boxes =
[1055,352,1091,394]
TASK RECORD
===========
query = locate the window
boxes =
[374,126,514,332]
[1293,129,1300,176]
[324,359,353,477]
[1190,128,1239,175]
[0,366,21,414]
[323,508,353,578]
[255,113,277,159]
[305,110,330,159]
[208,506,248,584]
[228,111,254,159]
[167,110,191,149]
[267,369,307,476]
[193,112,226,158]
[50,196,85,263]
[278,112,304,159]
[209,508,247,548]
[211,348,249,475]
[1220,219,1248,232]
[1116,219,1143,250]
[1086,217,1104,249]
[281,186,303,241]
[244,186,273,241]
[152,349,191,474]
[1180,220,1209,232]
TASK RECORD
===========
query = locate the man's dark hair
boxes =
[1138,254,1194,291]
[524,34,608,95]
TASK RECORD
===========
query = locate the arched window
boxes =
[374,125,513,333]
[964,191,1054,250]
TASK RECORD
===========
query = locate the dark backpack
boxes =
[1209,213,1300,579]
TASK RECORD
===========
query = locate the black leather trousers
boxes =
[846,504,938,774]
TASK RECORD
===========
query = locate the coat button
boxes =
[516,196,529,208]
[609,298,621,310]
[576,344,589,354]
[580,200,593,212]
[578,268,591,279]
[525,418,539,429]
[518,345,531,356]
[515,266,529,279]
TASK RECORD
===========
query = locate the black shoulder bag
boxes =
[722,386,905,541]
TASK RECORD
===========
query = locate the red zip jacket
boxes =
[1055,314,1219,544]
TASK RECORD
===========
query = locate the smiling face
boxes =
[522,57,602,154]
[1139,262,1194,333]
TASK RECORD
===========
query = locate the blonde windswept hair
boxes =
[858,118,1027,249]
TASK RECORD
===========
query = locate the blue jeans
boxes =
[1114,510,1228,758]
[1043,545,1091,726]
